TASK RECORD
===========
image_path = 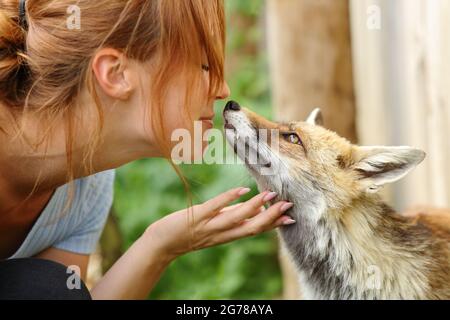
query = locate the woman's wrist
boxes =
[141,223,180,265]
[92,227,175,300]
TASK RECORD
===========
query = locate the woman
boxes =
[0,0,295,299]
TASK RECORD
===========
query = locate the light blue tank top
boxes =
[8,169,115,259]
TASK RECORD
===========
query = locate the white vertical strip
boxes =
[439,0,450,206]
[350,0,387,145]
[350,0,450,210]
[390,0,428,210]
[350,0,393,203]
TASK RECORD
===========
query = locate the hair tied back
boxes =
[18,0,28,31]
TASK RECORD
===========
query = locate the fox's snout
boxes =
[223,101,280,177]
[224,100,241,112]
[223,101,279,132]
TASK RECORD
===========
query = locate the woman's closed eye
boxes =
[201,64,210,72]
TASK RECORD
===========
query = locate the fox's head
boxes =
[223,101,426,220]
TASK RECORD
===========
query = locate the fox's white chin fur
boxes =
[223,105,449,300]
[224,107,328,221]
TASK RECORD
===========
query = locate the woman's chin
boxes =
[201,119,214,131]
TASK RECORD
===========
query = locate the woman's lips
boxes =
[200,117,214,129]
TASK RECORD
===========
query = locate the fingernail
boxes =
[280,202,294,212]
[263,191,277,202]
[283,218,296,225]
[238,187,251,196]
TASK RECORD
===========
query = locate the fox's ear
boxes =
[306,108,323,126]
[352,146,426,193]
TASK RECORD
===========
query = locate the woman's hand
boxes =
[143,187,295,261]
[92,188,295,299]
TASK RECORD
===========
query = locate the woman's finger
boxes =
[210,191,277,230]
[219,203,244,213]
[220,204,265,215]
[245,201,294,233]
[214,201,294,241]
[270,215,297,229]
[198,187,252,218]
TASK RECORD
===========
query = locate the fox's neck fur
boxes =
[277,193,450,299]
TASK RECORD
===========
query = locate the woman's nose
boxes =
[216,81,231,100]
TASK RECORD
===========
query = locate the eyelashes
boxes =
[201,64,210,72]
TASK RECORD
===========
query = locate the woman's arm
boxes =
[34,227,169,299]
[91,187,294,300]
[90,230,172,300]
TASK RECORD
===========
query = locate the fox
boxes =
[223,100,450,300]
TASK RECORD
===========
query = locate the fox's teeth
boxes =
[236,133,240,140]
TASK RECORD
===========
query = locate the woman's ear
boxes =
[92,48,134,100]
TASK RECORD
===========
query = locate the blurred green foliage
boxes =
[112,0,281,299]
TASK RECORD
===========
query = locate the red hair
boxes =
[0,0,225,216]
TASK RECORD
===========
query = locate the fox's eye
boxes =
[283,133,303,146]
[288,134,300,144]
[201,64,210,72]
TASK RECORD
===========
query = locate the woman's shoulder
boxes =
[8,169,117,258]
[80,168,116,185]
[43,168,116,235]
[48,168,116,228]
[77,169,116,214]
[82,169,116,190]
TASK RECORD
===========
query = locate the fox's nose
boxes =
[224,100,241,112]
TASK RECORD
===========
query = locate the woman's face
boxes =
[138,57,230,161]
